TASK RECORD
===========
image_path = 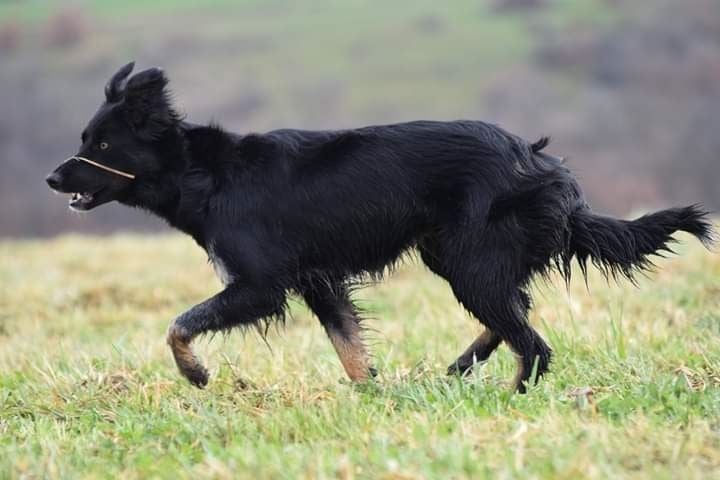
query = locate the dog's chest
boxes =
[208,247,234,286]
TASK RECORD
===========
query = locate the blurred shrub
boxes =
[43,10,86,48]
[491,0,548,11]
[0,21,21,52]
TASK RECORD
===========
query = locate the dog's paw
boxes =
[183,363,209,389]
[446,361,473,377]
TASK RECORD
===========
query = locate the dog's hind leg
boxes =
[167,283,287,388]
[419,238,503,377]
[457,282,551,392]
[446,328,502,376]
[302,284,375,382]
[450,277,551,392]
[445,290,534,376]
[423,227,552,392]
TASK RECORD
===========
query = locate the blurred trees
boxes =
[530,0,720,212]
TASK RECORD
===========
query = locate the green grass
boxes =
[0,232,718,479]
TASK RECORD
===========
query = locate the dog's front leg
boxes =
[166,283,286,388]
[302,285,375,382]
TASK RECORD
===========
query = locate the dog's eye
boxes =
[99,142,110,150]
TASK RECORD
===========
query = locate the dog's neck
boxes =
[120,122,226,246]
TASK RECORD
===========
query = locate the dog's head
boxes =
[46,62,180,210]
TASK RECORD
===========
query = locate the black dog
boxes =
[46,63,713,391]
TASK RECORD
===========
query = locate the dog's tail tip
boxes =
[678,203,716,248]
[567,204,716,284]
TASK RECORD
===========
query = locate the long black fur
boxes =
[46,63,714,391]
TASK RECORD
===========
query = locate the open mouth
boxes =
[69,189,104,211]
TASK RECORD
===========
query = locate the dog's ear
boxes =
[122,67,178,139]
[105,61,135,102]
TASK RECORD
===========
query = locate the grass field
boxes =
[0,232,719,479]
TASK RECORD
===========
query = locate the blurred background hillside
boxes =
[0,0,718,237]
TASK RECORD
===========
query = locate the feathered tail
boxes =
[568,205,714,282]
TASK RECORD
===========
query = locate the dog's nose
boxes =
[46,172,61,190]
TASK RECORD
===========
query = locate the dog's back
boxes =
[215,121,555,280]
